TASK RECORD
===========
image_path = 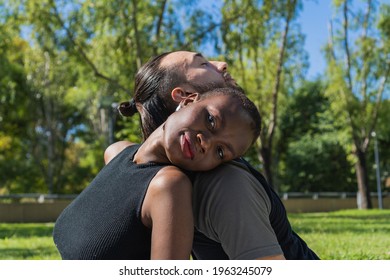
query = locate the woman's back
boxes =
[53,145,166,259]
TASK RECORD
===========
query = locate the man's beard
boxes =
[189,77,244,95]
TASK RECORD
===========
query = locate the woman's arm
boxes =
[142,166,193,260]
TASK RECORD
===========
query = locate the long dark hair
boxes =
[118,52,186,139]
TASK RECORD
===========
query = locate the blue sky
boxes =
[298,0,334,79]
[298,0,388,79]
[200,0,384,80]
[199,0,337,79]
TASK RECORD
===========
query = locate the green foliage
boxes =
[278,81,355,192]
[220,0,307,188]
[0,0,388,195]
[378,3,390,44]
[1,0,227,195]
[325,1,389,143]
[324,1,390,207]
[281,134,355,192]
[0,24,44,194]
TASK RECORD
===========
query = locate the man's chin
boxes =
[227,80,244,92]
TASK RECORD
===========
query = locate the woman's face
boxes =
[162,94,253,171]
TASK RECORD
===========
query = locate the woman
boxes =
[53,87,261,260]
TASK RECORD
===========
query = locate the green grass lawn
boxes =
[288,209,390,260]
[0,223,60,260]
[0,209,389,260]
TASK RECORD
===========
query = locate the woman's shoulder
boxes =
[149,166,192,194]
[154,166,191,185]
[104,140,135,164]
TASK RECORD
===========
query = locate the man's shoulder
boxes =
[195,160,253,182]
[197,159,251,177]
[193,159,264,194]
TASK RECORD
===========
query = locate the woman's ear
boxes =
[181,93,200,107]
[175,93,200,111]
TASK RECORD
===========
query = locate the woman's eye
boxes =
[217,147,224,159]
[207,114,215,128]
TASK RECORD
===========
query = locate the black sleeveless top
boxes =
[53,145,169,259]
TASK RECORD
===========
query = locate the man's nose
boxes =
[209,61,228,73]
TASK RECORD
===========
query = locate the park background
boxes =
[0,0,390,259]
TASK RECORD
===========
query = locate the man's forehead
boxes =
[160,51,203,68]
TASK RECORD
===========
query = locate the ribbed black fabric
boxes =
[53,145,168,260]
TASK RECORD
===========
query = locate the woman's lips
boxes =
[181,134,194,160]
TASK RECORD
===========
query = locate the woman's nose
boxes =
[197,132,212,153]
[209,61,228,73]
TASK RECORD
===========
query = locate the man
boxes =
[111,51,319,260]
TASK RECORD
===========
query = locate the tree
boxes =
[279,81,355,192]
[4,0,386,196]
[1,0,223,194]
[0,23,42,193]
[23,47,88,194]
[325,0,389,208]
[220,0,306,191]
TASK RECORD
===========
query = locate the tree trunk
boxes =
[259,0,296,192]
[260,145,275,192]
[354,146,372,209]
[131,0,142,69]
[153,0,168,55]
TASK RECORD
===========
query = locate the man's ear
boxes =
[171,87,191,103]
